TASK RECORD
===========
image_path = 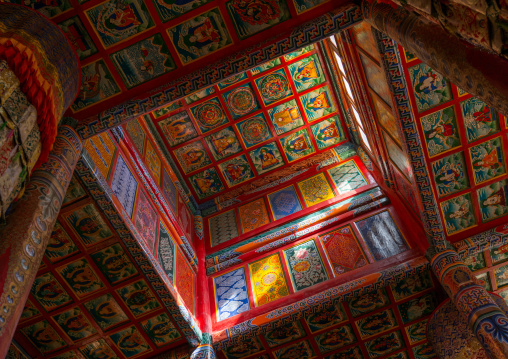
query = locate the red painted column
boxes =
[0,126,82,357]
[196,228,213,342]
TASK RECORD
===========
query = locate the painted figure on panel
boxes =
[286,132,310,154]
[191,168,224,198]
[268,99,304,134]
[225,162,249,182]
[168,117,191,140]
[91,244,137,284]
[474,146,503,170]
[259,147,279,169]
[403,295,434,323]
[104,2,141,30]
[184,17,219,48]
[170,9,232,64]
[431,153,469,197]
[368,332,401,355]
[31,274,71,310]
[81,339,117,359]
[294,59,319,82]
[306,91,330,111]
[421,106,460,156]
[428,119,454,139]
[65,204,113,246]
[227,0,289,40]
[55,308,96,340]
[349,290,389,317]
[60,260,104,296]
[205,126,241,160]
[110,34,175,88]
[79,63,101,99]
[320,327,350,346]
[21,321,66,353]
[470,137,506,184]
[305,302,345,332]
[213,134,236,156]
[289,54,325,91]
[316,121,339,142]
[160,111,197,146]
[72,60,120,111]
[85,295,128,330]
[436,162,463,189]
[462,97,499,143]
[414,70,447,96]
[142,313,180,345]
[225,337,263,358]
[301,86,336,121]
[230,0,281,24]
[274,106,300,128]
[483,186,508,206]
[408,63,452,112]
[441,194,477,234]
[478,180,508,222]
[45,222,78,261]
[276,341,314,359]
[182,146,206,167]
[86,0,155,47]
[118,280,160,316]
[220,155,254,186]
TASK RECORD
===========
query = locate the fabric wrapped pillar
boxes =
[0,126,82,357]
[0,3,80,168]
[190,344,216,359]
[430,249,508,358]
[362,0,508,117]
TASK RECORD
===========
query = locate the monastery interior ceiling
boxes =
[2,0,508,358]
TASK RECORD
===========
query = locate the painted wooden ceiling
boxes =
[13,175,189,359]
[213,270,442,359]
[134,45,350,205]
[5,0,347,121]
[339,20,508,243]
[396,47,508,242]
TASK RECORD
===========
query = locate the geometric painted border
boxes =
[372,28,446,250]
